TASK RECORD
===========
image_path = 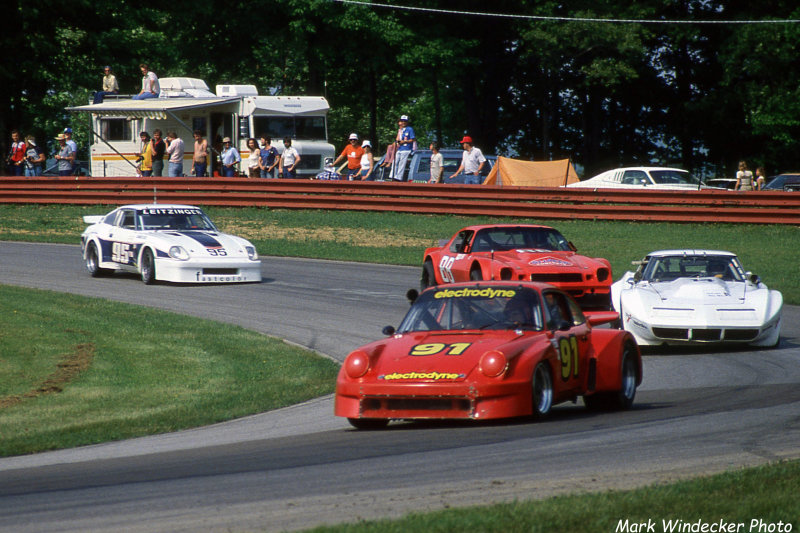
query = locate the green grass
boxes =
[1,204,798,302]
[303,460,800,533]
[0,284,339,457]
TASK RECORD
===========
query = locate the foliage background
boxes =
[2,1,799,178]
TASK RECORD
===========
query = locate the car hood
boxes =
[492,250,603,270]
[635,277,752,307]
[148,230,253,257]
[363,330,541,382]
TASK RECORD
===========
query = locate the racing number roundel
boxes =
[558,335,579,381]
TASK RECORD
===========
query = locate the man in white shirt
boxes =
[165,131,184,177]
[450,136,486,184]
[133,63,160,100]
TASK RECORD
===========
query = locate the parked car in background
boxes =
[763,173,800,191]
[567,167,706,190]
[375,149,496,183]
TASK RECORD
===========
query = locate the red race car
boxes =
[335,281,642,429]
[422,224,612,309]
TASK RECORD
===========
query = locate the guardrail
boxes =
[1,176,798,224]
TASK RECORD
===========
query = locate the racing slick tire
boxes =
[531,362,553,419]
[470,267,483,281]
[584,343,638,411]
[85,241,110,277]
[421,259,436,291]
[140,248,157,285]
[348,418,390,430]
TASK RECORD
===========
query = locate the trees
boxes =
[2,1,798,179]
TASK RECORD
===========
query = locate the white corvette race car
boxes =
[81,204,261,284]
[611,250,782,347]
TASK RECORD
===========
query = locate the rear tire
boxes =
[584,343,638,411]
[348,418,389,430]
[531,362,553,419]
[141,248,156,285]
[85,242,109,277]
[470,268,483,281]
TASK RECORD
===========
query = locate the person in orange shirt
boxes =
[332,133,364,181]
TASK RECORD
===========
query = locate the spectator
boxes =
[258,135,279,178]
[133,63,160,100]
[359,140,374,181]
[245,138,261,177]
[220,137,240,177]
[137,131,153,177]
[165,131,184,177]
[150,129,166,176]
[191,130,208,177]
[280,137,300,178]
[450,136,487,185]
[54,134,75,176]
[392,114,415,181]
[735,160,754,191]
[7,130,26,175]
[23,135,45,176]
[429,141,443,183]
[332,133,363,180]
[63,128,78,175]
[377,139,396,181]
[93,65,119,104]
[755,166,766,190]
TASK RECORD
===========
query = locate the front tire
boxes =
[348,418,389,430]
[140,248,156,285]
[531,362,553,419]
[421,259,436,291]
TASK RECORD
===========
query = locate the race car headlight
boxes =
[479,350,507,378]
[597,268,610,282]
[246,246,258,260]
[169,246,190,261]
[344,350,370,379]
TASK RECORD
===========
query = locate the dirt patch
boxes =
[217,220,435,248]
[0,343,95,409]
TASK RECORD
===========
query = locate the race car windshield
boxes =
[136,209,217,231]
[398,287,544,333]
[471,227,571,252]
[641,255,744,282]
[649,170,701,186]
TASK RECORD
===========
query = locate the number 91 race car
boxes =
[80,204,261,284]
[335,281,642,429]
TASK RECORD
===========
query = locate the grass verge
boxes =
[303,460,800,533]
[0,284,339,457]
[1,204,798,303]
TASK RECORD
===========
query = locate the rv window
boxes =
[99,118,130,141]
[253,116,327,142]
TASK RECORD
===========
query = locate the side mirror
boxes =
[406,289,419,304]
[567,241,577,252]
[382,325,396,336]
[748,273,760,285]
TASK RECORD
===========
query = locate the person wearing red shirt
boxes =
[332,133,364,180]
[7,130,26,175]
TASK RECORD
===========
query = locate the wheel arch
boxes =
[590,329,642,392]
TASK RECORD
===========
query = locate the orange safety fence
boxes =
[1,176,799,224]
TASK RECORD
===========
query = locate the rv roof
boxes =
[67,97,238,119]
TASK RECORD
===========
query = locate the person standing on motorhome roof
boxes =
[392,115,415,181]
[165,131,184,177]
[280,137,300,178]
[150,129,166,176]
[259,135,279,178]
[133,63,160,100]
[220,137,241,177]
[93,66,119,104]
[332,133,363,180]
[191,130,208,177]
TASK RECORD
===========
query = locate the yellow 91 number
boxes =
[410,343,471,356]
[559,336,579,380]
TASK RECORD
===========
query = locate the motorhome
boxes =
[67,77,335,178]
